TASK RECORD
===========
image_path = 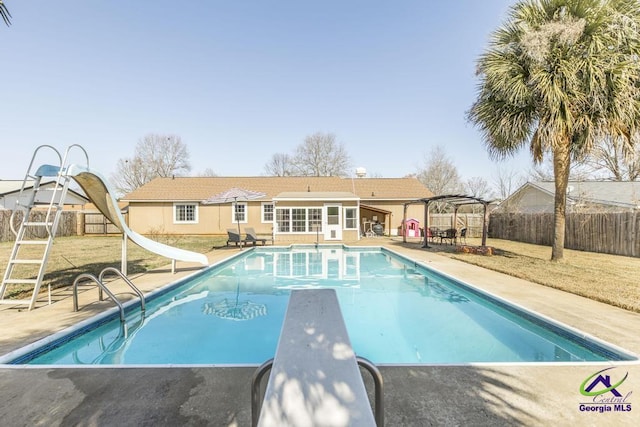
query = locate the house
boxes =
[0,180,88,210]
[495,181,640,213]
[122,176,433,243]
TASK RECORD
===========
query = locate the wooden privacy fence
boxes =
[0,210,78,242]
[429,213,485,238]
[0,211,122,242]
[490,212,640,257]
[83,212,121,235]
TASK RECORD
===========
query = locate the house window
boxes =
[275,207,323,233]
[233,202,247,223]
[292,208,307,232]
[327,206,339,225]
[262,203,274,222]
[344,208,357,229]
[309,208,322,232]
[174,203,198,223]
[276,208,290,232]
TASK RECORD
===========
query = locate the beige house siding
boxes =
[123,176,434,242]
[128,202,266,235]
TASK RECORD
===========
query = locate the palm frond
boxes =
[0,1,11,26]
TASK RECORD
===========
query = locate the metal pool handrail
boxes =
[72,273,126,323]
[98,267,146,313]
[251,356,384,427]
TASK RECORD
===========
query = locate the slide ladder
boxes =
[0,145,88,310]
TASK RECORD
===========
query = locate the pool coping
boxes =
[3,244,637,367]
[0,243,640,369]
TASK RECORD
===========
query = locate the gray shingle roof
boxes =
[532,181,640,209]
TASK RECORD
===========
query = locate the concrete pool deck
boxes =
[1,239,639,426]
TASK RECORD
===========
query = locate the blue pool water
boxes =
[8,246,635,365]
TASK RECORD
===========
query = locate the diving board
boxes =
[257,289,377,426]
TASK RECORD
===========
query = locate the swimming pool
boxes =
[3,246,636,365]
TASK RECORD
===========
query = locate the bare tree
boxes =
[292,132,351,176]
[464,177,494,200]
[529,158,592,182]
[417,146,463,194]
[492,165,525,200]
[111,134,191,195]
[264,153,294,176]
[463,177,494,213]
[584,137,640,181]
[196,168,218,177]
[417,146,463,212]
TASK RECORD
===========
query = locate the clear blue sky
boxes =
[1,0,532,186]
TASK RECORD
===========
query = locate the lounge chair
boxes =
[245,227,267,245]
[226,229,250,247]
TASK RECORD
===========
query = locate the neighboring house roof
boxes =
[0,180,89,203]
[501,181,640,211]
[533,181,640,209]
[122,176,433,202]
[0,180,38,195]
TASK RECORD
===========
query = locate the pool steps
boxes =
[253,289,382,426]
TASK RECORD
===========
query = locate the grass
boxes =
[0,235,227,300]
[437,237,640,313]
[1,235,638,313]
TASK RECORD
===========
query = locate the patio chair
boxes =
[245,227,267,245]
[460,227,467,245]
[226,229,250,247]
[439,228,457,245]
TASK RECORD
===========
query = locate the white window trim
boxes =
[275,206,323,234]
[173,202,199,224]
[232,202,248,224]
[261,202,274,223]
[343,207,358,230]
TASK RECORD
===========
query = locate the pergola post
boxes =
[481,202,489,247]
[453,205,459,229]
[402,203,408,243]
[422,201,430,248]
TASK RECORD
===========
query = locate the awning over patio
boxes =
[360,204,392,235]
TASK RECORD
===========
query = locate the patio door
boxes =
[324,204,342,240]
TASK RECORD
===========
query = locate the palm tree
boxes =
[0,1,11,26]
[468,0,640,261]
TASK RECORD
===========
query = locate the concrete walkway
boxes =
[1,240,639,426]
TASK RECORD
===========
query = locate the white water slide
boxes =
[66,164,209,268]
[1,144,207,311]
